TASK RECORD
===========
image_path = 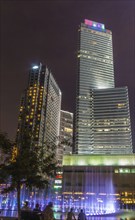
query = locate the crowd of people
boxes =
[66,208,87,220]
[21,201,54,220]
[21,201,87,220]
[21,203,135,220]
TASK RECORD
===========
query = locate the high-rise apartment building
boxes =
[57,110,73,164]
[74,19,133,154]
[17,63,61,150]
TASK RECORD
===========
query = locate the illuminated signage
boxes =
[54,185,62,189]
[56,175,62,179]
[84,19,105,31]
[55,180,62,184]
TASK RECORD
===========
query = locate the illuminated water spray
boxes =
[1,155,135,217]
[61,166,116,216]
[0,185,54,217]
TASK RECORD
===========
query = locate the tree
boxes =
[0,132,12,163]
[0,131,57,220]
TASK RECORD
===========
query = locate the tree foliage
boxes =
[0,131,57,187]
[0,131,57,219]
[0,132,12,162]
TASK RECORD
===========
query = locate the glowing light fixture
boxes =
[63,154,135,166]
[102,24,105,29]
[32,65,39,69]
[54,185,62,189]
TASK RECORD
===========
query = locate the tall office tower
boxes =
[74,19,133,154]
[17,63,61,151]
[57,110,73,164]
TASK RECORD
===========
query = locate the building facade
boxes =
[62,154,135,213]
[57,110,73,164]
[17,63,61,152]
[74,19,133,154]
[75,87,132,154]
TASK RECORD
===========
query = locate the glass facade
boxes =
[93,87,132,154]
[74,20,133,154]
[78,22,114,91]
[60,110,73,149]
[62,157,135,211]
[57,110,73,164]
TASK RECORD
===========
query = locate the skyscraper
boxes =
[17,63,61,151]
[74,19,133,154]
[60,110,73,149]
[56,110,73,165]
[77,19,114,90]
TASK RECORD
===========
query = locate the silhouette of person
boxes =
[78,209,87,220]
[33,203,41,212]
[33,203,41,220]
[42,202,55,220]
[21,201,31,211]
[67,208,76,220]
[21,201,31,220]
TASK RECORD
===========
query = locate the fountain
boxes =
[0,185,53,217]
[61,166,116,216]
[0,154,135,219]
[61,154,135,218]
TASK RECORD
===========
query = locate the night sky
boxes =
[1,0,135,150]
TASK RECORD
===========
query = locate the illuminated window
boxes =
[119,168,130,173]
[114,169,119,173]
[117,103,125,108]
[54,185,62,189]
[104,129,110,132]
[64,127,73,133]
[131,169,135,173]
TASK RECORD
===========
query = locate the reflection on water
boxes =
[0,210,135,220]
[54,213,117,220]
[54,211,135,220]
